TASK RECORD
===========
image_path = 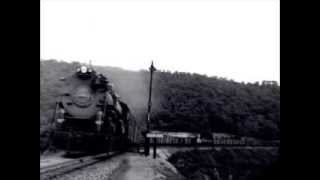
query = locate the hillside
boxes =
[40,59,280,141]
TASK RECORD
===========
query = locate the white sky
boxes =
[41,0,279,83]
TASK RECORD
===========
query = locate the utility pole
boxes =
[145,61,156,156]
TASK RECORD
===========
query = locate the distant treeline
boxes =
[40,59,279,141]
[152,71,280,140]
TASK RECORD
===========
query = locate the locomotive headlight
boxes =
[57,118,65,123]
[60,108,65,114]
[56,108,65,123]
[95,120,103,132]
[80,66,87,73]
[95,120,103,125]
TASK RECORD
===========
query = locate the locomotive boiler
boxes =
[52,65,131,153]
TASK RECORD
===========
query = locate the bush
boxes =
[169,148,279,180]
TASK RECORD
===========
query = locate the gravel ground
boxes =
[49,152,184,180]
[108,153,185,180]
[50,153,128,180]
[40,152,72,168]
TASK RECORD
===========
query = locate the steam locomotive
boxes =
[52,65,135,153]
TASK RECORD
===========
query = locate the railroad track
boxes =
[40,152,120,180]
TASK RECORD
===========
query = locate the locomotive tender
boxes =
[52,64,133,152]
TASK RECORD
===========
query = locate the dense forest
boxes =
[40,59,280,149]
[152,71,280,140]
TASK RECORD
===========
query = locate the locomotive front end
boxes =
[52,65,129,152]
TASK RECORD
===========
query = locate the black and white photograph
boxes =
[40,0,280,179]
